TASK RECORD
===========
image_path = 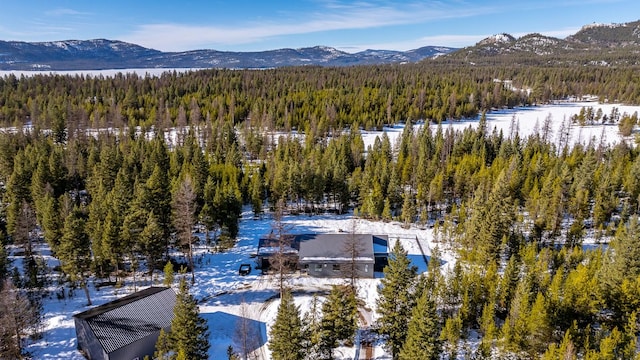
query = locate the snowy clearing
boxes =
[361,102,640,151]
[20,211,446,359]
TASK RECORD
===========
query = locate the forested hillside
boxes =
[1,63,639,359]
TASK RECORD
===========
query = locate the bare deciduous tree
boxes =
[13,201,37,257]
[0,279,41,359]
[342,219,366,290]
[233,299,259,360]
[271,199,294,297]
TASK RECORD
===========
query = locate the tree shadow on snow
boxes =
[203,311,266,359]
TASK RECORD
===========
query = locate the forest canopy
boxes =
[1,62,640,359]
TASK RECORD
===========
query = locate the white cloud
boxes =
[121,1,497,51]
[45,8,91,17]
[119,1,591,52]
[337,34,488,53]
[336,26,586,53]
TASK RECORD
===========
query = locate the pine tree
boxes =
[342,219,365,289]
[607,217,640,280]
[527,292,551,354]
[163,261,175,287]
[250,170,263,217]
[301,295,322,359]
[143,164,172,252]
[399,288,442,360]
[478,299,497,357]
[497,255,519,317]
[59,206,92,305]
[154,328,172,360]
[319,285,358,359]
[6,151,33,238]
[268,290,304,360]
[501,279,531,354]
[140,211,165,278]
[39,193,63,254]
[12,201,37,257]
[401,189,416,227]
[376,241,418,359]
[226,345,240,360]
[101,208,123,281]
[169,277,210,359]
[440,314,462,360]
[542,329,577,360]
[122,204,148,286]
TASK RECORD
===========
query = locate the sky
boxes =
[1,0,639,53]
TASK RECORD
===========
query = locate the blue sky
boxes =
[1,0,639,52]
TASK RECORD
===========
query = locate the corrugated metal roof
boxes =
[74,287,176,354]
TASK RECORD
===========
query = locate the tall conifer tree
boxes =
[376,241,418,359]
[399,288,442,360]
[59,206,92,305]
[168,277,210,359]
[319,285,358,359]
[268,290,304,360]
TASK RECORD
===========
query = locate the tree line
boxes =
[2,63,640,134]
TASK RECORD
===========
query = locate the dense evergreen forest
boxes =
[0,62,639,359]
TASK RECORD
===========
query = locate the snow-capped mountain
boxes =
[0,39,457,70]
[444,19,640,66]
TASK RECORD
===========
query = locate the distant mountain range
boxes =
[0,39,455,70]
[448,20,640,66]
[1,19,639,70]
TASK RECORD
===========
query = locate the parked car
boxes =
[238,263,251,276]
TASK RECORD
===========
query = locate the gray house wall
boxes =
[108,330,166,360]
[302,260,375,278]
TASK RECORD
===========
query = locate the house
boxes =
[73,287,176,360]
[257,234,388,278]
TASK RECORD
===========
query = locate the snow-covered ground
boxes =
[18,211,444,359]
[361,102,640,151]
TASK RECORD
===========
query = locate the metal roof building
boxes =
[73,286,176,360]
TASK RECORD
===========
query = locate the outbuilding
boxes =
[73,286,176,360]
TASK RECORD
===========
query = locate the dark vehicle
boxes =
[239,263,251,276]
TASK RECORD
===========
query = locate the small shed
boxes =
[74,286,177,360]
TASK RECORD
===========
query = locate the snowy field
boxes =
[361,102,640,151]
[18,212,444,359]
